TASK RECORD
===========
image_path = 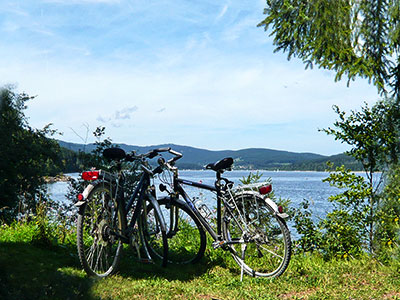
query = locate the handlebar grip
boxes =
[148,150,158,159]
[169,149,182,157]
[156,147,171,152]
[147,147,172,159]
[152,165,163,175]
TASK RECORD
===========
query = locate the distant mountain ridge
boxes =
[58,140,361,170]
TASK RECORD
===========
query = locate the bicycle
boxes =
[146,149,292,279]
[75,147,176,278]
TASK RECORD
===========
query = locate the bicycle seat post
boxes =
[215,171,223,238]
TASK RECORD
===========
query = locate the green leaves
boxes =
[0,87,62,221]
[293,98,400,258]
[259,0,400,96]
[322,99,400,172]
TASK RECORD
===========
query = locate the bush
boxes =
[0,86,62,222]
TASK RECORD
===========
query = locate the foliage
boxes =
[322,99,400,170]
[260,1,400,260]
[293,199,322,253]
[294,168,368,259]
[258,0,400,100]
[321,167,370,258]
[239,171,263,184]
[293,99,400,258]
[375,164,400,261]
[0,86,62,222]
[322,99,400,254]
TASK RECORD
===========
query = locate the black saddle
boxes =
[205,157,233,172]
[103,147,126,160]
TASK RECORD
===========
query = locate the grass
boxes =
[1,222,400,300]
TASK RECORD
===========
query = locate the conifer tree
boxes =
[259,0,400,101]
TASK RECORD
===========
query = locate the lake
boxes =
[47,170,340,220]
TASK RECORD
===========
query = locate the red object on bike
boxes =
[82,171,100,181]
[77,193,84,201]
[259,184,272,195]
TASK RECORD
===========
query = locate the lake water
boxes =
[47,170,340,220]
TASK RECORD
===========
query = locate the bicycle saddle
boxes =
[205,157,233,172]
[103,147,126,160]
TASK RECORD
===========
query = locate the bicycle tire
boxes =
[222,192,291,278]
[77,182,125,277]
[139,197,169,267]
[142,197,206,264]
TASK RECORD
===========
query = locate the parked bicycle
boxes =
[75,147,176,277]
[146,149,292,279]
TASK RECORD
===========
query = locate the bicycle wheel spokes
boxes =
[164,206,203,264]
[139,199,168,266]
[223,194,291,278]
[77,185,123,277]
[142,198,206,264]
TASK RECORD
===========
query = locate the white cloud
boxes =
[0,0,381,155]
[216,4,228,21]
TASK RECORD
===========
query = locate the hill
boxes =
[58,140,360,171]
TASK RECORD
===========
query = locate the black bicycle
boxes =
[75,147,175,278]
[146,149,292,278]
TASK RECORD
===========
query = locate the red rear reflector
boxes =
[259,184,272,195]
[278,205,284,214]
[82,171,99,181]
[77,193,84,201]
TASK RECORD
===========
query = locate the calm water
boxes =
[47,170,340,219]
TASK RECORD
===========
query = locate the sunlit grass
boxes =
[1,222,400,299]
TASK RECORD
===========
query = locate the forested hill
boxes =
[58,140,362,171]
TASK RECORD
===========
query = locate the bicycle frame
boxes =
[169,171,270,248]
[78,166,166,243]
[172,174,234,243]
[175,178,220,240]
[121,169,167,242]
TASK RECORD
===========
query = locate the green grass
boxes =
[1,223,400,300]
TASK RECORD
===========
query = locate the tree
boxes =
[323,98,400,254]
[258,0,400,101]
[0,86,61,221]
[259,1,400,258]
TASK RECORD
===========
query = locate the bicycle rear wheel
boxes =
[222,193,291,278]
[77,183,125,277]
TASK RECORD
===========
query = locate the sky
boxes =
[0,0,380,155]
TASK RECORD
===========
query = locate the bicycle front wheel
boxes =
[155,197,206,264]
[139,198,169,267]
[76,183,125,277]
[222,193,291,278]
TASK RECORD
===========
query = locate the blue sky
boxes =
[0,0,379,155]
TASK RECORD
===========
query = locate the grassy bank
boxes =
[1,222,400,300]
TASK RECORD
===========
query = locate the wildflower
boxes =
[394,217,399,223]
[343,253,348,259]
[388,240,393,246]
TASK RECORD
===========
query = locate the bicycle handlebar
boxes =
[168,149,182,162]
[124,147,183,175]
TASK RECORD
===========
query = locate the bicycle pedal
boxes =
[212,240,227,249]
[139,258,154,264]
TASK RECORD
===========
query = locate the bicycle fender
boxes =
[235,191,289,219]
[74,183,95,207]
[264,197,289,219]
